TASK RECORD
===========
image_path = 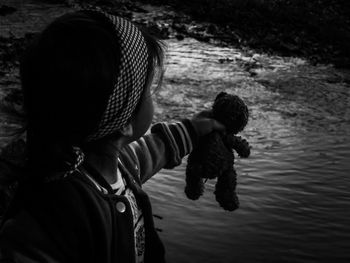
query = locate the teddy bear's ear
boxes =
[214,92,228,102]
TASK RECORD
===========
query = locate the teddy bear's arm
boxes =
[225,135,251,158]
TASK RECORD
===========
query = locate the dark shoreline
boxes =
[1,0,350,73]
[139,0,350,68]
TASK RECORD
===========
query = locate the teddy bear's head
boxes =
[212,92,249,134]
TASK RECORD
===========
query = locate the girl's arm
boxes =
[120,114,225,184]
[120,119,198,184]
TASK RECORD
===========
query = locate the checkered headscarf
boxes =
[87,11,148,141]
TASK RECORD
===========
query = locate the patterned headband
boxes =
[87,11,149,141]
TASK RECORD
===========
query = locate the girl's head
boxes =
[20,10,165,174]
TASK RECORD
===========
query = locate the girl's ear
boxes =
[119,123,133,137]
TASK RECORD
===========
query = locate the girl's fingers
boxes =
[212,119,226,132]
[194,110,213,119]
[191,111,226,136]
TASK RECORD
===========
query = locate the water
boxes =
[145,39,350,263]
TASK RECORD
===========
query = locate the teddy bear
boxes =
[185,92,250,211]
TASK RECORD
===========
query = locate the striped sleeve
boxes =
[120,119,198,184]
[151,119,197,166]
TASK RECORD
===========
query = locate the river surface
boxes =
[145,38,350,263]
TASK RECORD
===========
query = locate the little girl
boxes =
[0,9,224,263]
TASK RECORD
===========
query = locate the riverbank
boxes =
[139,0,350,68]
[2,0,350,74]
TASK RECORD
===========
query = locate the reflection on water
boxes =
[147,39,350,263]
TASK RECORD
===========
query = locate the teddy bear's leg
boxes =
[214,168,239,211]
[185,165,205,200]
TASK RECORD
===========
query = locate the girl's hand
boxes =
[190,110,226,137]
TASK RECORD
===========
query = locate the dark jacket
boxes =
[0,121,197,263]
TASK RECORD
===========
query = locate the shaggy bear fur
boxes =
[185,92,250,211]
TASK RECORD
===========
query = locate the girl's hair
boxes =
[1,10,165,183]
